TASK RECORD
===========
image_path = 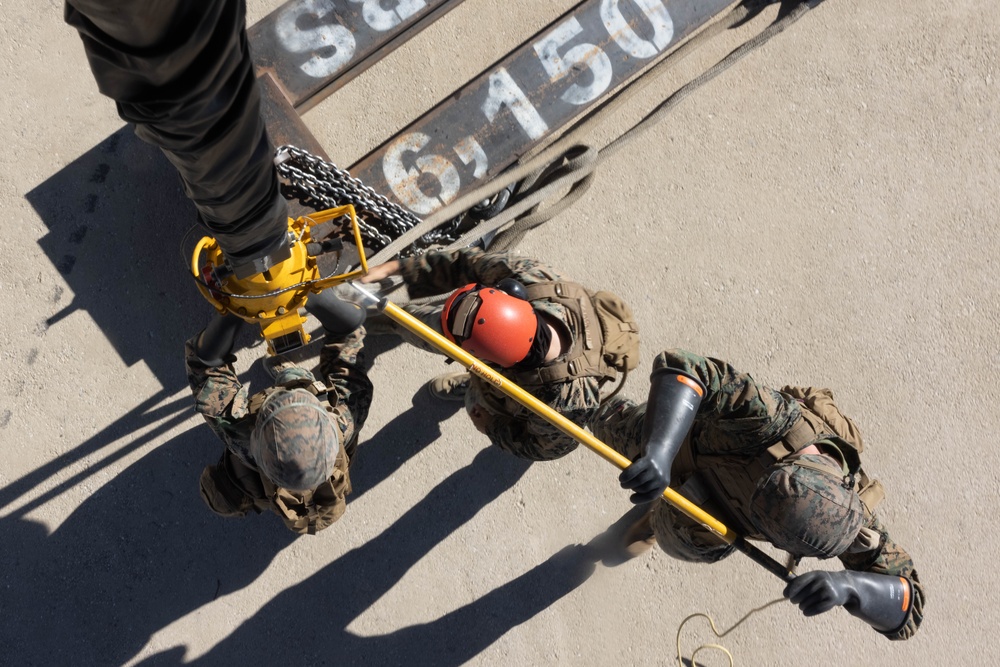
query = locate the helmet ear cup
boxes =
[496,277,528,301]
[441,283,480,344]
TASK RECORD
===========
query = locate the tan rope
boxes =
[677,598,787,667]
[365,1,826,292]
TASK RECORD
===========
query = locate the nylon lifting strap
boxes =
[276,1,829,272]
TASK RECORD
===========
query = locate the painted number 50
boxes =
[534,0,675,106]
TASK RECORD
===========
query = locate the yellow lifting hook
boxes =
[191,205,370,355]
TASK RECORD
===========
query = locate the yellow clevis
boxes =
[191,205,369,355]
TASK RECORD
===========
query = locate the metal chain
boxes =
[274,145,465,254]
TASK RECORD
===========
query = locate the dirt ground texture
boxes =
[1,0,997,665]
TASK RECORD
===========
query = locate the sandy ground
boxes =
[2,1,997,665]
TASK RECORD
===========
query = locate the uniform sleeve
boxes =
[399,248,565,298]
[318,327,374,443]
[476,379,598,461]
[183,335,250,433]
[484,412,580,462]
[838,514,925,640]
[653,350,800,454]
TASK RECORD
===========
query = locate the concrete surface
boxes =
[1,1,997,665]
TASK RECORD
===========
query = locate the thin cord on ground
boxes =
[676,598,787,667]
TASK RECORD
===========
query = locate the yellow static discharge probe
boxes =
[191,205,370,355]
[347,281,794,582]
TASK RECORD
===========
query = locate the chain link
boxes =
[274,145,466,255]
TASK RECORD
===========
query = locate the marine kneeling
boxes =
[184,290,373,535]
[592,349,923,640]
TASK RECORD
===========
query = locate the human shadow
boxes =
[349,377,462,501]
[19,128,224,510]
[0,384,514,667]
[0,425,297,667]
[133,447,598,667]
[0,324,405,522]
[17,124,408,517]
[27,128,208,393]
[18,123,587,667]
[25,128,373,397]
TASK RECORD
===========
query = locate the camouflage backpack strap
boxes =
[769,403,886,525]
[762,409,823,462]
[299,378,332,402]
[765,387,865,470]
[519,281,614,387]
[249,374,335,417]
[786,438,854,482]
[765,418,863,477]
[248,386,279,416]
[780,386,865,451]
[272,365,332,402]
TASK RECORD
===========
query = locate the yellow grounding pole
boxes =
[347,282,794,581]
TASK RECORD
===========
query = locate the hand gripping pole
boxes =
[347,282,794,582]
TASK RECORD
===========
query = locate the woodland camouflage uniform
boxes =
[184,328,372,534]
[591,349,924,640]
[396,247,609,461]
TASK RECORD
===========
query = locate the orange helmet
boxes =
[441,282,537,367]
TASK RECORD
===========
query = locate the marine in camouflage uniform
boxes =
[591,349,924,640]
[184,325,372,535]
[390,247,618,461]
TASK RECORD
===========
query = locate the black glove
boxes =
[194,313,245,366]
[305,289,366,336]
[783,570,911,633]
[619,368,704,504]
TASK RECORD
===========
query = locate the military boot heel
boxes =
[590,503,657,567]
[427,372,472,402]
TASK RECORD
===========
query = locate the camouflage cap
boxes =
[249,388,340,492]
[749,453,864,559]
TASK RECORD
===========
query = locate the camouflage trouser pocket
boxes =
[589,396,645,461]
[650,474,735,564]
[199,460,254,518]
[651,498,735,564]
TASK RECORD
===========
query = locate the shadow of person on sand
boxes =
[0,425,297,666]
[133,446,597,667]
[0,322,490,667]
[0,383,521,667]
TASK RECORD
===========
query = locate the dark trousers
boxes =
[64,0,287,263]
